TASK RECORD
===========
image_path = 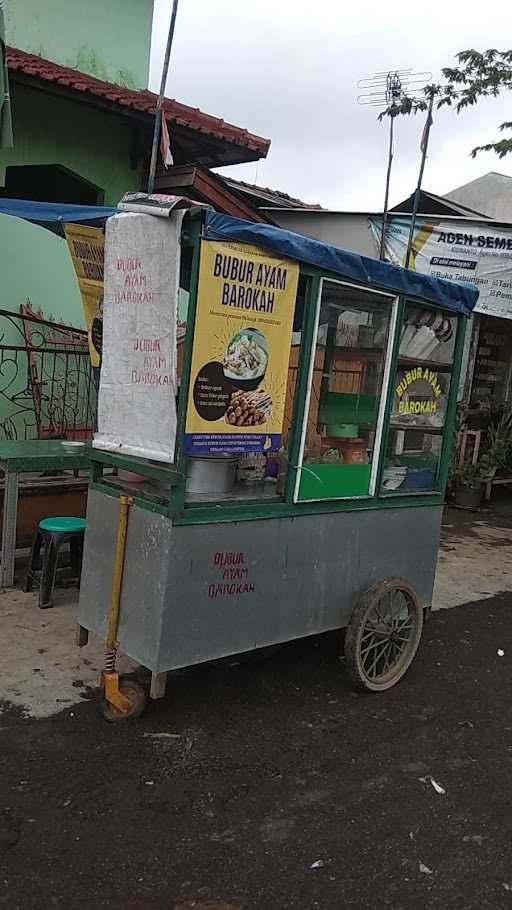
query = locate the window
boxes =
[295,280,395,502]
[381,302,456,494]
[470,317,512,408]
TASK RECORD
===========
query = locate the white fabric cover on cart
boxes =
[94,210,184,463]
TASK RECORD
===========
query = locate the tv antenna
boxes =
[358,70,431,259]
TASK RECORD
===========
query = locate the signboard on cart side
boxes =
[185,239,299,455]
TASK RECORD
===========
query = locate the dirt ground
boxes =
[1,506,512,909]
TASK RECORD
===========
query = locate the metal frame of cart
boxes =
[78,209,478,719]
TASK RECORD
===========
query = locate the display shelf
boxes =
[398,355,452,372]
[330,350,454,372]
[389,422,444,434]
[331,346,383,361]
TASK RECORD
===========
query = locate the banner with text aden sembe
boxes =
[185,239,299,455]
[370,215,512,320]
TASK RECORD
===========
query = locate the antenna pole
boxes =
[147,0,179,194]
[405,91,434,269]
[379,113,394,260]
[357,69,432,264]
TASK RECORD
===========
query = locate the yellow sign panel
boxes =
[185,239,299,455]
[64,223,104,367]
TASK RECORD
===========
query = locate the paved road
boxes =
[1,594,512,910]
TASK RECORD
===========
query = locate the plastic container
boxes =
[403,467,435,491]
[326,424,359,438]
[321,436,367,465]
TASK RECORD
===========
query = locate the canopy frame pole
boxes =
[147,0,179,194]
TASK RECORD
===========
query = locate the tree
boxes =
[380,49,512,159]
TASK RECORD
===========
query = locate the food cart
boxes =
[77,208,478,719]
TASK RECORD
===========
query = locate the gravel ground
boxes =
[1,593,512,910]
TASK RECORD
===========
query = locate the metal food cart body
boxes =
[76,209,479,714]
[80,489,442,672]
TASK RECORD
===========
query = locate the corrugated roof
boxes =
[223,176,324,209]
[6,47,270,157]
[391,189,487,218]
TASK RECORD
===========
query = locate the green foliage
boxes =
[480,405,512,474]
[453,404,512,489]
[379,49,512,159]
[451,461,484,491]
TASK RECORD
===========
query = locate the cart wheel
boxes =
[344,578,423,692]
[101,678,147,722]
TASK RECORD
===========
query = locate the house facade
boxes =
[0,0,270,438]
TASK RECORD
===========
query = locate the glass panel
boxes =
[470,317,512,407]
[296,280,394,501]
[392,367,451,431]
[400,303,456,365]
[381,300,457,496]
[382,430,442,493]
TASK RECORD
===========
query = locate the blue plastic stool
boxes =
[24,517,86,609]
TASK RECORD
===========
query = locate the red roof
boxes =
[6,47,270,158]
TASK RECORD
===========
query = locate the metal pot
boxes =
[186,455,238,494]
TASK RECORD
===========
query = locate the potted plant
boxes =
[451,461,485,509]
[451,405,512,507]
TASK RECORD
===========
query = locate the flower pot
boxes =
[454,483,483,509]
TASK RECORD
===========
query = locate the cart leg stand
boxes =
[76,624,89,647]
[150,671,167,700]
[100,495,147,722]
[1,470,18,587]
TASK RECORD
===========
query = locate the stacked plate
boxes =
[382,465,407,491]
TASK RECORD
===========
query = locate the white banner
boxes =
[94,211,185,462]
[370,215,512,320]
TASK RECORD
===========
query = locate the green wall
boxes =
[0,1,153,438]
[4,0,154,89]
[0,83,143,324]
[0,217,88,439]
[0,216,83,326]
[0,84,140,206]
[0,73,147,440]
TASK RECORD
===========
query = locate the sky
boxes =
[150,0,512,211]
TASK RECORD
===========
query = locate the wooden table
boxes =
[0,440,90,587]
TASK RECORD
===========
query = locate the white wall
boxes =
[269,211,377,257]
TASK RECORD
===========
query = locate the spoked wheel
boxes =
[344,578,423,692]
[101,678,147,722]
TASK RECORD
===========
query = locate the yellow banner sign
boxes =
[185,239,299,454]
[64,223,104,367]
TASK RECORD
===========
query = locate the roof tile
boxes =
[6,47,270,156]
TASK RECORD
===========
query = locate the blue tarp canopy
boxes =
[204,211,479,317]
[0,198,118,236]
